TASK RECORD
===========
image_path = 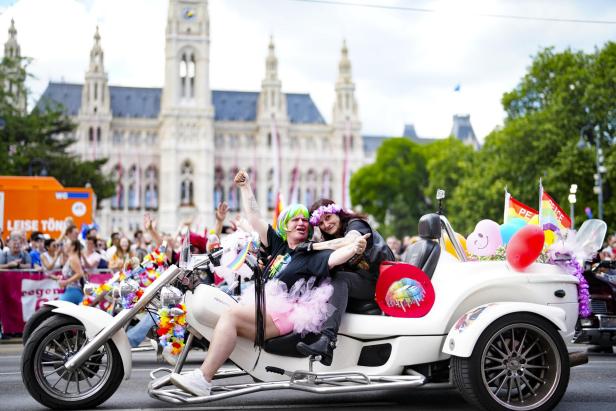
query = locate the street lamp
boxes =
[568,184,577,229]
[577,125,606,221]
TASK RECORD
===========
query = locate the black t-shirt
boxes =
[265,226,333,290]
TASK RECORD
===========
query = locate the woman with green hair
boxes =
[171,169,368,397]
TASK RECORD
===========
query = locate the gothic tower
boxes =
[256,37,289,213]
[3,19,27,113]
[78,27,112,161]
[332,40,361,207]
[159,0,215,232]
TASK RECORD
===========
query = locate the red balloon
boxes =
[506,225,545,271]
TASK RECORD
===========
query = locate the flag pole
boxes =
[503,186,510,224]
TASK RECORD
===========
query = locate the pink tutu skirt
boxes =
[242,277,334,335]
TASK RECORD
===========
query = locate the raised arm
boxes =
[234,170,269,246]
[327,233,369,269]
[143,213,163,247]
[213,202,228,238]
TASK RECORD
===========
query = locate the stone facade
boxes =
[7,0,479,236]
[31,0,363,235]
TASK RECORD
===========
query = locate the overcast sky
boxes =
[0,0,614,142]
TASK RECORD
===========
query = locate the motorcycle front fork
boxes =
[172,332,196,374]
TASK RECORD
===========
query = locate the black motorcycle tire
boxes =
[21,315,124,410]
[451,313,569,411]
[22,304,56,345]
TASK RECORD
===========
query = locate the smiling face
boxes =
[318,213,341,236]
[466,219,502,256]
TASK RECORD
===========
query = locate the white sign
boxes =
[21,278,63,322]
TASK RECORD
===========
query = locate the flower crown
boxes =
[309,203,342,226]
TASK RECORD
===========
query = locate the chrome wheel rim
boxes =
[33,323,114,402]
[481,323,561,410]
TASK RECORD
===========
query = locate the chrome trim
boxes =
[439,215,467,262]
[64,265,182,371]
[148,372,425,404]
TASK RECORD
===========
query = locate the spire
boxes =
[265,36,278,81]
[4,19,21,59]
[89,26,104,73]
[333,39,358,122]
[259,36,285,119]
[337,39,352,84]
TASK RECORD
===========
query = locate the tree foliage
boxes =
[351,42,616,237]
[0,55,115,204]
[350,138,428,238]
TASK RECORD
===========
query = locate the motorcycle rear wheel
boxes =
[451,313,569,411]
[21,315,124,409]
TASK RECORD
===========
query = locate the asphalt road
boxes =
[1,342,615,411]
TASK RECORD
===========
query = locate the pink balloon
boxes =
[506,225,545,271]
[467,220,503,256]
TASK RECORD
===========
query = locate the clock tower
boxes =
[158,0,215,233]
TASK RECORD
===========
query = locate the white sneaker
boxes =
[170,369,212,397]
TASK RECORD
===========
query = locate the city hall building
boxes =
[6,0,479,235]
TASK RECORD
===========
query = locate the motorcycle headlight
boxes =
[580,318,593,327]
[160,285,183,307]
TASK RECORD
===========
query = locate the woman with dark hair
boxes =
[58,240,86,304]
[296,198,394,365]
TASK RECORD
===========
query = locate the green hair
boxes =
[276,204,312,241]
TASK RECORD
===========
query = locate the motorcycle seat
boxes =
[401,213,441,279]
[264,332,319,357]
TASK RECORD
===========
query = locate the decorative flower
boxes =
[309,203,342,226]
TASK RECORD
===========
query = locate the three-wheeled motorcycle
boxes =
[21,212,591,411]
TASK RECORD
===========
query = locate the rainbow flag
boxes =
[227,243,250,271]
[504,191,538,224]
[272,192,284,230]
[539,190,571,232]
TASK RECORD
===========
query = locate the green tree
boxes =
[450,42,615,234]
[351,138,428,238]
[419,137,476,231]
[0,55,115,204]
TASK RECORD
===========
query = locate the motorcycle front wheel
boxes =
[21,315,124,409]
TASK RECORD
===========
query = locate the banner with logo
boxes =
[0,270,112,334]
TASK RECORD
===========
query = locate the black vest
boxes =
[346,218,395,280]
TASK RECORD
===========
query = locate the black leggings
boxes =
[321,271,376,339]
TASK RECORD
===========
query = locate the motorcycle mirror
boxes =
[576,219,608,254]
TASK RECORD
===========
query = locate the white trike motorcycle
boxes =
[21,213,590,411]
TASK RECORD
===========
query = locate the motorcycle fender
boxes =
[442,302,567,358]
[48,302,132,379]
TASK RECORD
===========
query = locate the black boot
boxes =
[296,335,336,366]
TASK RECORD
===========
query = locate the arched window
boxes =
[144,165,158,210]
[180,49,196,99]
[288,167,300,204]
[111,164,124,209]
[128,165,139,209]
[321,169,333,199]
[305,169,317,207]
[88,127,94,142]
[228,167,240,211]
[267,168,274,210]
[96,127,102,142]
[214,166,225,209]
[180,160,194,206]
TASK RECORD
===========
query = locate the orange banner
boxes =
[0,176,94,239]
